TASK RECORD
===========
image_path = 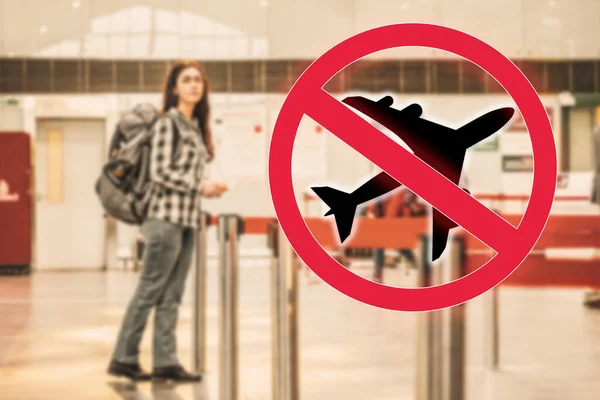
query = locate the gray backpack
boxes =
[94,103,180,225]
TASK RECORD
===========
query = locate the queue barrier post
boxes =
[267,219,300,400]
[416,235,467,400]
[484,287,500,371]
[217,214,244,400]
[192,212,212,374]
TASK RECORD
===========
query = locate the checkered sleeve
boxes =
[149,117,197,193]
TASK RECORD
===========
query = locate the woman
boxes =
[107,60,225,382]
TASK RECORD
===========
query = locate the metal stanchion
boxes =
[268,220,283,400]
[416,235,466,400]
[415,235,442,400]
[442,236,466,400]
[268,219,300,400]
[217,214,244,400]
[192,212,211,374]
[288,227,300,400]
[484,287,499,371]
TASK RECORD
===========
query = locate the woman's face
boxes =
[174,66,204,106]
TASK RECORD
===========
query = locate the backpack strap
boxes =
[167,117,182,162]
[108,127,125,160]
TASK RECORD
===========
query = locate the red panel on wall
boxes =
[0,132,32,268]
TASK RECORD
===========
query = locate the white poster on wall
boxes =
[292,116,327,181]
[210,104,268,181]
[267,99,328,183]
[500,132,533,155]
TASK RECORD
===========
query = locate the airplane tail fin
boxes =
[458,107,515,149]
[311,186,358,243]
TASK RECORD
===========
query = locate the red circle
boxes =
[268,23,556,311]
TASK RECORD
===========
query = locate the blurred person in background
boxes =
[585,123,600,308]
[107,60,227,382]
[366,188,425,284]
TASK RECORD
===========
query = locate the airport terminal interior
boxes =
[2,1,600,399]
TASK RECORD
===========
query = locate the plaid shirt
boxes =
[145,107,208,228]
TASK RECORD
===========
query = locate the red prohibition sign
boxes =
[268,23,557,312]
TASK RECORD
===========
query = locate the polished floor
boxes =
[1,261,600,400]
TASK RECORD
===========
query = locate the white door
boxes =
[569,107,595,171]
[35,118,106,270]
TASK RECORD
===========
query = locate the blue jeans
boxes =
[111,218,196,368]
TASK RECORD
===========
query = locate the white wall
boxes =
[1,0,599,60]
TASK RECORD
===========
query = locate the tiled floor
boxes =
[1,262,599,400]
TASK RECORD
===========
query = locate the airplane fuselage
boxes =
[360,106,467,186]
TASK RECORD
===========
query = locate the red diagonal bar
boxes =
[303,89,518,254]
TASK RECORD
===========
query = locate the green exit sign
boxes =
[0,98,19,106]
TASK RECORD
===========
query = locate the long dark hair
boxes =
[162,60,214,162]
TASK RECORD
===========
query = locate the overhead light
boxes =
[72,0,80,8]
[39,25,48,34]
[260,0,269,6]
[7,52,15,58]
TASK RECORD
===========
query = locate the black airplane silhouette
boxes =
[311,95,515,262]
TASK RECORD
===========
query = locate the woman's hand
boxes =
[200,180,227,198]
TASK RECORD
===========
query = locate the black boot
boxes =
[107,360,152,381]
[152,365,202,383]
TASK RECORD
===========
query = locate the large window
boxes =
[34,5,267,59]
